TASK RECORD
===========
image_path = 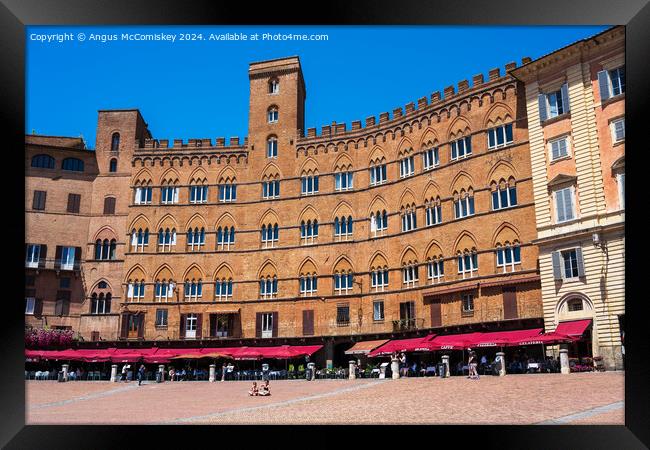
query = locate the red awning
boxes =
[426,332,483,350]
[555,319,592,337]
[471,328,544,347]
[368,335,435,357]
[287,345,323,358]
[509,332,574,346]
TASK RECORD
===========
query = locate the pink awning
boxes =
[368,335,435,357]
[471,328,544,347]
[509,332,574,346]
[555,319,592,337]
[287,345,323,358]
[425,332,483,351]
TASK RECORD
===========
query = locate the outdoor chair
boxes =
[28,371,36,380]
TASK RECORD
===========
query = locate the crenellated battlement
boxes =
[137,136,248,152]
[297,58,529,144]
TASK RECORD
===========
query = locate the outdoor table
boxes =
[527,363,540,373]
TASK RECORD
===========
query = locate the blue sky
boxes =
[26,25,608,149]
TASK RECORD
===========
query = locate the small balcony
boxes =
[392,318,424,332]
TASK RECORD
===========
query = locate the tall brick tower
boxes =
[78,110,151,340]
[247,56,306,172]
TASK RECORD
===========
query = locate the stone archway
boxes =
[554,292,597,358]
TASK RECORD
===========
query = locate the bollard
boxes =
[307,362,316,381]
[62,364,69,382]
[496,352,506,376]
[441,355,450,378]
[391,357,400,379]
[209,364,216,382]
[560,347,570,374]
[349,360,356,380]
[158,365,165,381]
[110,364,118,382]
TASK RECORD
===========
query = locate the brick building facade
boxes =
[29,45,605,364]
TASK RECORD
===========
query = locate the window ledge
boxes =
[612,140,625,148]
[541,112,571,127]
[549,155,572,165]
[601,93,625,108]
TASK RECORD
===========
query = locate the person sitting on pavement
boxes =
[248,382,259,396]
[258,380,271,396]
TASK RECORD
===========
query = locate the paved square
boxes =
[26,372,624,425]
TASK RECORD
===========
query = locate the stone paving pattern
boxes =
[26,372,624,425]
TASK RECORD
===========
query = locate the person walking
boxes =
[221,363,226,382]
[468,349,479,380]
[121,364,128,382]
[137,364,146,386]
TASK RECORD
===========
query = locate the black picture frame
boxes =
[2,0,648,447]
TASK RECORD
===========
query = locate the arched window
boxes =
[496,242,521,273]
[334,216,353,241]
[269,78,279,94]
[457,249,478,279]
[425,197,442,226]
[267,106,278,124]
[260,276,278,299]
[217,226,235,250]
[333,270,354,295]
[299,273,318,297]
[111,132,120,151]
[131,228,149,251]
[402,263,419,288]
[401,204,417,232]
[261,223,279,248]
[91,292,111,315]
[184,279,203,301]
[454,189,475,219]
[427,256,445,283]
[109,158,117,172]
[186,227,205,251]
[215,277,233,300]
[300,220,318,245]
[154,279,174,302]
[267,136,278,158]
[31,154,55,169]
[491,178,517,210]
[158,228,176,252]
[62,158,84,172]
[127,280,145,301]
[371,267,389,292]
[567,297,584,312]
[370,210,388,237]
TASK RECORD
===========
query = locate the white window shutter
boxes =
[597,70,610,102]
[561,83,570,113]
[131,232,137,246]
[370,214,377,232]
[173,187,179,203]
[127,283,134,298]
[538,93,548,122]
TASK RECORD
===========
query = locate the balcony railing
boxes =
[392,318,424,332]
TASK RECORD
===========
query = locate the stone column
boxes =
[441,355,450,378]
[62,364,69,382]
[560,346,570,374]
[349,360,356,380]
[209,364,216,382]
[496,352,506,376]
[158,364,165,381]
[391,357,400,379]
[110,364,118,382]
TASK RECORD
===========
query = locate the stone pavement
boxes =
[26,372,624,425]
